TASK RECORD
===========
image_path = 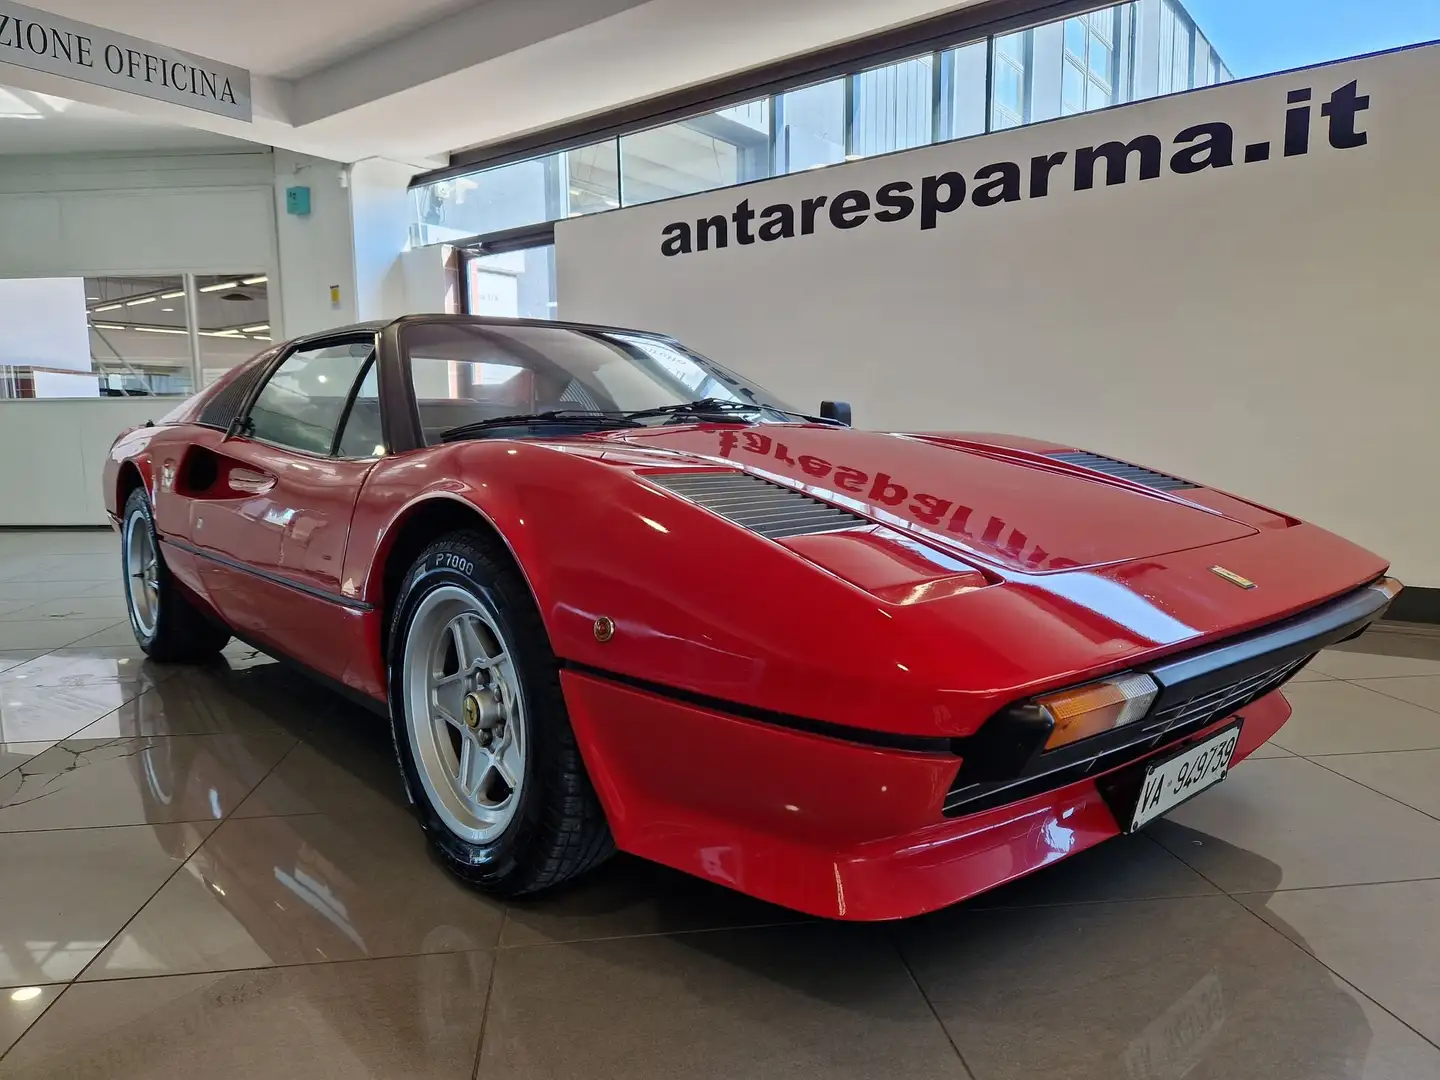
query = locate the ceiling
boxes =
[0,0,993,167]
[0,88,254,155]
[28,0,484,79]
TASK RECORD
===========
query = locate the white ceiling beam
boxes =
[291,0,649,125]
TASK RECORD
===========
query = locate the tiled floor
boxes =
[0,530,1437,1078]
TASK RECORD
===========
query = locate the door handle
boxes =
[227,466,276,495]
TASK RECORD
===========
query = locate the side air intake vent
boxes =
[197,365,266,431]
[1046,451,1198,492]
[649,471,869,539]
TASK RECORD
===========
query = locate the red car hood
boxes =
[416,423,1388,735]
[615,425,1255,574]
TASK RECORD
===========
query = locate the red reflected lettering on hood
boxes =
[621,425,1257,574]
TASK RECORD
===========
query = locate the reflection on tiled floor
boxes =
[0,531,1437,1078]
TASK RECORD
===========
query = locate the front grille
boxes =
[648,471,868,540]
[1047,450,1198,492]
[1138,655,1311,739]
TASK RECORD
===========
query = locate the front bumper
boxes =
[564,671,1290,920]
[561,577,1397,921]
[946,575,1402,817]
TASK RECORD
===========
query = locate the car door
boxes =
[188,335,383,680]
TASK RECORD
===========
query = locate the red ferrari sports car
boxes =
[105,314,1398,920]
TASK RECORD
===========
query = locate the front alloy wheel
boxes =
[402,586,527,844]
[388,533,613,895]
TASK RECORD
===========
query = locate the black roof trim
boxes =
[282,313,681,353]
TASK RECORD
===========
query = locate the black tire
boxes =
[387,531,613,896]
[120,488,231,663]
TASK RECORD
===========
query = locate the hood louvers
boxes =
[649,471,868,539]
[1046,451,1198,492]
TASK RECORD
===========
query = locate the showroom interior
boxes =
[1,0,1439,1076]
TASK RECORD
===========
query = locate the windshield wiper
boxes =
[621,398,844,426]
[621,398,771,423]
[441,399,843,442]
[438,410,644,442]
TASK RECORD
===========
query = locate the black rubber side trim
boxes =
[560,660,960,754]
[163,536,374,612]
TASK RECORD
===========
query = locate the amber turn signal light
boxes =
[1038,672,1159,750]
[1372,577,1404,601]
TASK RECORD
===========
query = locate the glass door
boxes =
[464,241,556,321]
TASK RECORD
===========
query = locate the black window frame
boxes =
[330,351,385,460]
[233,331,387,460]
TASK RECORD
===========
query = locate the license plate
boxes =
[1129,723,1242,832]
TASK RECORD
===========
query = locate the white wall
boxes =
[399,244,456,314]
[271,153,448,336]
[558,45,1440,586]
[273,150,360,337]
[351,157,427,321]
[0,151,278,281]
[0,278,89,369]
[0,399,165,525]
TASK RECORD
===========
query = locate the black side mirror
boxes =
[819,400,852,427]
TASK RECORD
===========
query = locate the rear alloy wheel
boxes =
[389,533,613,895]
[123,508,161,640]
[120,487,231,663]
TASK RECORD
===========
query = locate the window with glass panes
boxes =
[1062,9,1118,116]
[419,0,1243,266]
[990,31,1028,130]
[1159,0,1194,95]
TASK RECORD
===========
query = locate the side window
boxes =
[246,342,374,455]
[335,361,384,459]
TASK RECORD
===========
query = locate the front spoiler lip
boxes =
[1143,575,1402,703]
[944,576,1401,816]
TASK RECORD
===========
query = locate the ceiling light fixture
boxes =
[161,307,175,312]
[161,291,185,299]
[126,297,156,306]
[199,281,239,293]
[94,303,122,312]
[241,276,267,285]
[240,324,269,333]
[133,326,187,335]
[93,323,125,330]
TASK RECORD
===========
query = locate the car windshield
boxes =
[401,322,792,444]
